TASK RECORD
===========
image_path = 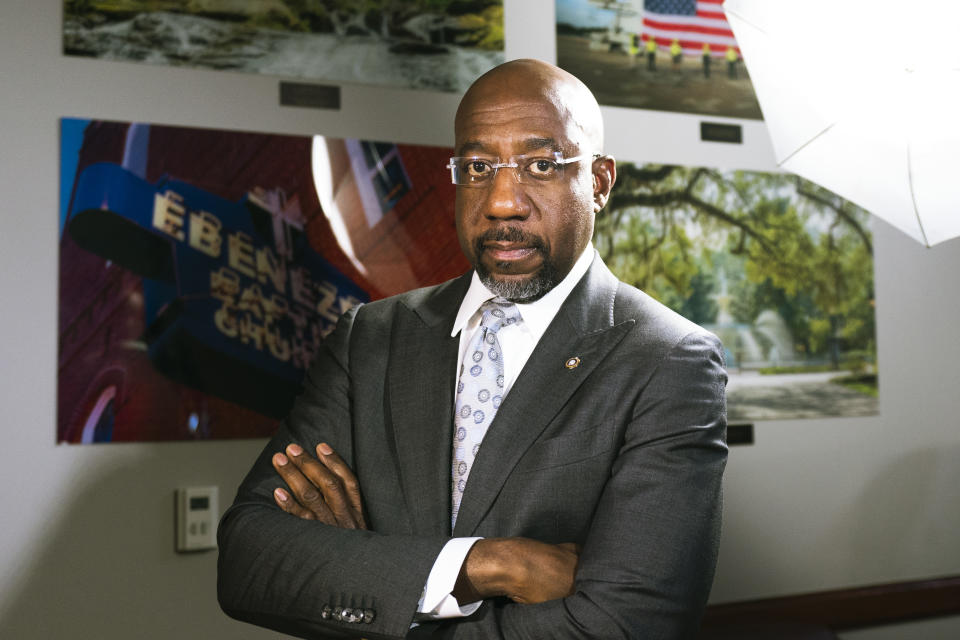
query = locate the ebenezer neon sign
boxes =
[151,188,357,367]
[68,162,367,417]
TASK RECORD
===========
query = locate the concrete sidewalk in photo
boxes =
[727,370,878,421]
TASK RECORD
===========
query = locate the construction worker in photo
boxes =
[628,33,640,69]
[646,35,657,71]
[726,46,739,79]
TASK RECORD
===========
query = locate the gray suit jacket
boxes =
[218,254,728,640]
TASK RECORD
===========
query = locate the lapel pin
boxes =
[565,356,581,369]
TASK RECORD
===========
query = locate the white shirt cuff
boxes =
[416,537,483,619]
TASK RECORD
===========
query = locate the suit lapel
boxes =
[387,275,469,537]
[453,258,635,537]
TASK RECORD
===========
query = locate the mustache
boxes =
[475,227,546,252]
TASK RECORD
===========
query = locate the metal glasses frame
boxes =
[445,152,600,186]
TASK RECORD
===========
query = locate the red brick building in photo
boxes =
[58,119,465,443]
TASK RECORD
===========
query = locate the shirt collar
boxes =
[451,242,596,337]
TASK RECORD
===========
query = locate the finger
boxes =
[286,444,362,529]
[272,451,336,525]
[316,443,366,529]
[273,486,317,520]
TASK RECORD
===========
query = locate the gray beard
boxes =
[476,258,562,303]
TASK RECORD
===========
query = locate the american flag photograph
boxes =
[556,0,762,118]
[640,0,738,55]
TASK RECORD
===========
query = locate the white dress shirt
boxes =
[416,243,596,619]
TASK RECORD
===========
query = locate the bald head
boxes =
[455,59,605,155]
[451,59,616,302]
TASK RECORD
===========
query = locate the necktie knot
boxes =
[478,298,522,334]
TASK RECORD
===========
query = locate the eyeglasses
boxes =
[446,152,600,187]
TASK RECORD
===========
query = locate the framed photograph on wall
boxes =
[58,117,465,443]
[556,0,763,119]
[63,1,504,92]
[600,161,879,421]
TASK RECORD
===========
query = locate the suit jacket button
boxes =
[344,607,362,623]
[362,608,375,624]
[320,605,332,620]
[332,606,343,621]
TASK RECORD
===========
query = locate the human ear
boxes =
[592,156,617,212]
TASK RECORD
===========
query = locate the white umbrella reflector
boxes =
[723,0,960,246]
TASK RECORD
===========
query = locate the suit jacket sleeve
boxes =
[496,331,727,640]
[426,302,728,640]
[217,306,450,640]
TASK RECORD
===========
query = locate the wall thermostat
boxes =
[175,486,218,552]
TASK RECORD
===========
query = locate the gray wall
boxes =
[0,1,957,638]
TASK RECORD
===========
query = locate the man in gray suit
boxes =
[218,59,727,639]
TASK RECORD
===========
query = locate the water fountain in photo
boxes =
[703,270,797,370]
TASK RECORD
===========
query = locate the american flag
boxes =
[640,0,739,57]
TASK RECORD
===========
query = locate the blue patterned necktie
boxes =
[451,298,522,528]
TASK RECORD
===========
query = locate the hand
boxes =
[271,442,367,530]
[453,538,580,605]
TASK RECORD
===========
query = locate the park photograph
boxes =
[598,161,879,421]
[63,0,504,92]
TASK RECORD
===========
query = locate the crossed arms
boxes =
[269,440,580,606]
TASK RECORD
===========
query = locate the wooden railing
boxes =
[702,574,960,631]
